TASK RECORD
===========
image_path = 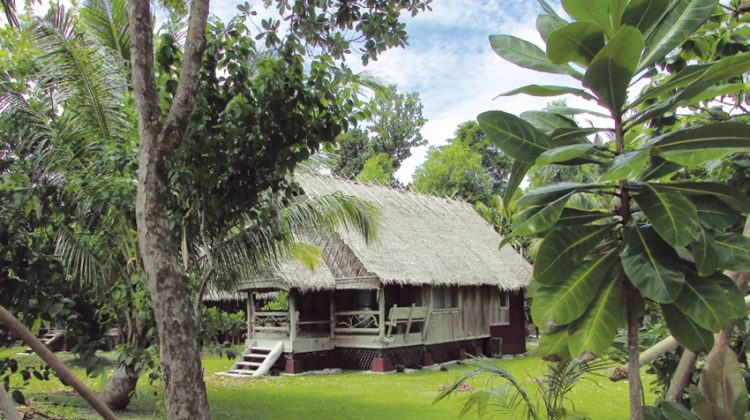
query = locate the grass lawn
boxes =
[1,346,655,419]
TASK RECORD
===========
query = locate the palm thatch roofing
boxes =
[237,174,531,293]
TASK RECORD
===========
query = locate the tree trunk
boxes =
[102,363,139,410]
[625,283,644,420]
[665,350,697,403]
[0,305,117,420]
[0,385,21,420]
[127,0,212,418]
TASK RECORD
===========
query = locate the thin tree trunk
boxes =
[0,305,117,420]
[665,350,697,403]
[127,0,211,418]
[0,385,21,420]
[625,283,644,420]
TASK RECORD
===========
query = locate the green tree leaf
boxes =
[698,347,750,420]
[567,272,625,359]
[510,193,573,237]
[672,53,750,106]
[634,183,699,248]
[620,223,685,303]
[647,182,750,212]
[536,144,595,166]
[557,208,614,226]
[661,304,714,353]
[499,84,596,101]
[532,250,618,331]
[503,160,531,208]
[478,110,551,163]
[638,0,718,72]
[489,35,581,77]
[691,227,718,276]
[692,196,741,230]
[534,224,612,286]
[583,26,644,112]
[521,110,577,135]
[562,0,628,34]
[621,0,670,35]
[547,22,606,66]
[600,149,650,182]
[714,233,750,272]
[516,182,603,207]
[638,156,682,181]
[538,328,571,360]
[536,14,568,42]
[674,272,746,332]
[650,122,750,166]
[631,64,712,108]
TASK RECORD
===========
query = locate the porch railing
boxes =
[333,309,380,334]
[253,311,290,334]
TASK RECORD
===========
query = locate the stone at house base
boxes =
[458,348,468,360]
[422,351,434,367]
[370,357,394,373]
[285,359,304,374]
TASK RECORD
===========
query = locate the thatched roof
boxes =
[295,174,532,290]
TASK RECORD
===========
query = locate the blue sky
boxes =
[210,1,604,182]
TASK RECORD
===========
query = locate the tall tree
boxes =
[333,85,427,180]
[125,1,430,416]
[484,1,750,419]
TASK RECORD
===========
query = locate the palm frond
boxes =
[281,192,379,244]
[80,0,130,63]
[55,226,107,287]
[32,5,129,143]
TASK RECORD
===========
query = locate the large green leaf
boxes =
[600,149,650,182]
[557,208,614,226]
[536,14,568,42]
[583,26,644,112]
[534,224,612,286]
[536,144,595,166]
[532,250,618,331]
[638,0,718,72]
[621,0,670,35]
[634,183,699,248]
[510,193,573,237]
[516,182,604,207]
[692,196,741,230]
[478,111,551,163]
[638,156,682,181]
[674,272,746,332]
[489,35,581,77]
[673,53,750,105]
[714,233,750,272]
[645,182,750,212]
[620,223,685,303]
[503,160,531,208]
[691,227,718,276]
[661,304,714,353]
[551,127,609,145]
[631,64,711,108]
[698,347,750,420]
[650,122,750,166]
[500,84,596,101]
[567,273,625,359]
[547,22,606,65]
[520,110,577,135]
[537,328,571,360]
[544,106,610,118]
[562,0,628,34]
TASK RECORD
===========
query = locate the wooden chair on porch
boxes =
[384,303,430,342]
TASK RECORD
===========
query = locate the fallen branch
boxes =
[0,305,117,420]
[0,385,21,420]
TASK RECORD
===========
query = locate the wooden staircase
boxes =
[224,341,283,377]
[19,329,65,355]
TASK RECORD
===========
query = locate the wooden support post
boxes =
[289,290,297,349]
[386,304,397,339]
[329,291,336,340]
[247,291,255,344]
[422,297,433,341]
[404,303,416,341]
[378,285,386,341]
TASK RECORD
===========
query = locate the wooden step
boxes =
[243,353,266,360]
[236,361,262,368]
[227,369,255,376]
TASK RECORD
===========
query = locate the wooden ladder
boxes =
[21,329,65,354]
[225,341,283,377]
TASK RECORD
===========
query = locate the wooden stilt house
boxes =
[226,174,532,376]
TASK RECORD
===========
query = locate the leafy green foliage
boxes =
[484,0,750,369]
